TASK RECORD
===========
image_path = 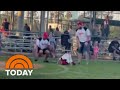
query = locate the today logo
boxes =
[5,54,33,76]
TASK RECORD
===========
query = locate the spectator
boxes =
[24,23,31,36]
[24,23,30,32]
[2,18,10,31]
[103,15,110,39]
[54,27,61,44]
[93,41,99,60]
[49,32,56,58]
[100,23,104,38]
[91,25,101,44]
[68,26,75,37]
[61,30,71,52]
[54,27,61,37]
[108,37,120,60]
[48,25,54,34]
[68,25,76,54]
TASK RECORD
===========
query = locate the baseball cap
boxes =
[77,21,84,26]
[43,32,49,39]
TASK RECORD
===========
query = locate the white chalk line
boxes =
[38,65,69,75]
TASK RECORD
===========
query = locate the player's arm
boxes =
[86,29,91,41]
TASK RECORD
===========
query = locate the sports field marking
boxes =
[39,65,69,75]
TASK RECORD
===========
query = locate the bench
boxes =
[1,35,35,54]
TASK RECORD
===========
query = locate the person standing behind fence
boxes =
[24,23,31,36]
[54,27,61,43]
[103,15,110,39]
[48,25,54,34]
[68,26,76,54]
[93,41,99,60]
[61,30,71,51]
[92,25,101,44]
[68,26,75,37]
[2,18,10,31]
[54,27,61,37]
[100,23,104,38]
[49,32,56,58]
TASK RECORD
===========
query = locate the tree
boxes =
[17,11,24,31]
[10,11,15,30]
[27,11,30,24]
[30,11,33,31]
[40,11,45,35]
[46,11,49,32]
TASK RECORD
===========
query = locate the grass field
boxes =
[0,56,120,79]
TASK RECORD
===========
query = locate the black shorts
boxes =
[37,47,49,54]
[92,37,101,44]
[64,43,71,50]
[77,41,92,54]
[77,42,85,54]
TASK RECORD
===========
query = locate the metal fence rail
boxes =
[1,31,37,54]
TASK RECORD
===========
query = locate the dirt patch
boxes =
[0,61,43,70]
[33,64,44,69]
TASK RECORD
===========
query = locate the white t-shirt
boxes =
[76,27,91,42]
[36,39,50,49]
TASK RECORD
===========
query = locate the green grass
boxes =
[0,56,120,79]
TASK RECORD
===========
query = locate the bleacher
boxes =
[1,31,38,56]
[1,31,120,60]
